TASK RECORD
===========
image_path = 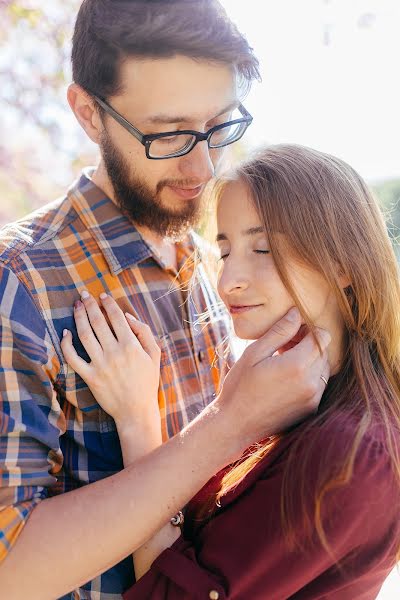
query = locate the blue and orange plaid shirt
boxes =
[0,170,231,599]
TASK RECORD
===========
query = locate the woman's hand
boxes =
[61,291,162,444]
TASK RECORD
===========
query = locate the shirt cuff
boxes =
[124,536,227,599]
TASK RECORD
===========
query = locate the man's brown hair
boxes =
[72,0,260,99]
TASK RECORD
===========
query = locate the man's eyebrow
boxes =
[216,226,265,242]
[145,100,240,126]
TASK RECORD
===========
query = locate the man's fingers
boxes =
[288,327,331,366]
[125,314,161,362]
[249,307,302,364]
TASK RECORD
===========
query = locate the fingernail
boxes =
[75,300,83,310]
[287,307,300,322]
[125,312,136,321]
[81,291,90,300]
[100,293,108,300]
[63,329,69,337]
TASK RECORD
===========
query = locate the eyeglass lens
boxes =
[149,120,247,158]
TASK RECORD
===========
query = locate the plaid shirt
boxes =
[0,170,230,599]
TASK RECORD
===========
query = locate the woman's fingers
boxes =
[61,329,92,379]
[125,313,161,362]
[80,291,117,350]
[73,299,104,361]
[99,293,141,346]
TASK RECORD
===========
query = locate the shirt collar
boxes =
[68,169,154,275]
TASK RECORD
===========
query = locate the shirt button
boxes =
[198,350,205,362]
[209,592,220,600]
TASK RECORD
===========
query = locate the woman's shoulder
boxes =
[259,408,399,488]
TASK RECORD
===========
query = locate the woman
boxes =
[62,144,400,599]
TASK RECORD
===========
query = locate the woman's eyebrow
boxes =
[243,226,264,236]
[216,233,228,242]
[216,226,264,242]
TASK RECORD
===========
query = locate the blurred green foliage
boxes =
[373,180,400,255]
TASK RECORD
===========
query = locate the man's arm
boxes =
[0,299,329,599]
[0,404,243,599]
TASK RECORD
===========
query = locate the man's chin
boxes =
[159,189,202,214]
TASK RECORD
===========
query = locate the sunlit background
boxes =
[0,1,399,596]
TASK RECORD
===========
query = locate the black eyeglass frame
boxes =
[93,95,253,160]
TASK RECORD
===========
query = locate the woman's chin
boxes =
[233,322,269,341]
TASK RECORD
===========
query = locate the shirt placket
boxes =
[175,247,214,408]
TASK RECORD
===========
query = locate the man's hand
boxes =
[217,307,331,448]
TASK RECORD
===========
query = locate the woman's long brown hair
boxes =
[202,144,400,557]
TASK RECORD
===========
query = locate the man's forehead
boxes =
[116,55,239,122]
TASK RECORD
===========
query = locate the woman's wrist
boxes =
[116,416,162,466]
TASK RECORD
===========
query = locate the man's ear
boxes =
[67,83,103,144]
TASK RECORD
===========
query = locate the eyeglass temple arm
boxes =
[93,95,145,143]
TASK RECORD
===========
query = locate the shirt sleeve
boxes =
[123,424,398,599]
[0,265,63,563]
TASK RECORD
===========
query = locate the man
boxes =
[0,1,329,598]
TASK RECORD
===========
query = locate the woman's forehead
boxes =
[217,180,260,222]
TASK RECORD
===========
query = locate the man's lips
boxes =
[229,304,264,315]
[166,184,204,199]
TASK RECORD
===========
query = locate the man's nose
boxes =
[178,140,215,183]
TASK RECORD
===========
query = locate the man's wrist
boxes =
[197,395,250,464]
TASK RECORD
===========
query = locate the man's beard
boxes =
[100,131,204,239]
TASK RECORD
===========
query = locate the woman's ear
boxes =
[337,267,351,290]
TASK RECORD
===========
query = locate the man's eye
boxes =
[159,135,179,143]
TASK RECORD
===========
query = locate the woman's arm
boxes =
[116,411,181,580]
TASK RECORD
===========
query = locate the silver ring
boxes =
[320,375,328,387]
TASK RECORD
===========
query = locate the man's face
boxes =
[99,55,239,238]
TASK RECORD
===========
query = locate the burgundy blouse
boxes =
[123,412,400,599]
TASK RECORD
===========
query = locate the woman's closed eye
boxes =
[218,249,270,261]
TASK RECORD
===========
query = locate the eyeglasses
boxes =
[93,95,253,160]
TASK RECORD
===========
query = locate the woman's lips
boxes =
[167,184,204,199]
[229,304,263,315]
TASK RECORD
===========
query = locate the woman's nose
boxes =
[218,263,250,296]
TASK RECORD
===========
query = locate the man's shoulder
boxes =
[0,192,76,267]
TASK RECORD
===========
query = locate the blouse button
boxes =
[209,592,220,600]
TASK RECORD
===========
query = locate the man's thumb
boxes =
[250,307,302,362]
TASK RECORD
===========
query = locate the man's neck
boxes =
[90,162,178,272]
[135,224,178,272]
[91,161,116,205]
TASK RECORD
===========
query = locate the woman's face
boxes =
[216,179,343,342]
